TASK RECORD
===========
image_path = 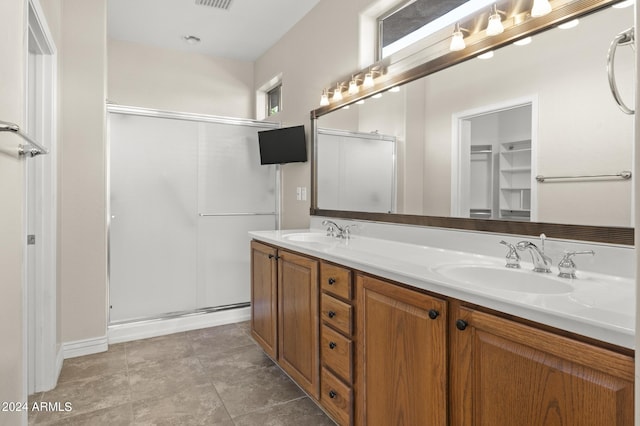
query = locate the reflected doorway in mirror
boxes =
[452,98,536,222]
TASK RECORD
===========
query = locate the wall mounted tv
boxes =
[258,125,307,165]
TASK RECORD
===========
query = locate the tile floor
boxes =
[28,321,335,425]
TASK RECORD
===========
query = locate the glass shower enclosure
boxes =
[108,106,279,324]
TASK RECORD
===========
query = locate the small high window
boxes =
[378,0,470,59]
[267,84,282,116]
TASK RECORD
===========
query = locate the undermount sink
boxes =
[283,232,338,245]
[434,264,574,294]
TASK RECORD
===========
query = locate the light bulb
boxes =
[478,51,494,59]
[388,86,400,93]
[450,31,465,51]
[531,0,552,17]
[332,87,343,102]
[372,93,382,99]
[486,11,504,36]
[320,91,329,106]
[348,79,359,95]
[363,73,374,89]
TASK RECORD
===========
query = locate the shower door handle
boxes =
[607,27,635,115]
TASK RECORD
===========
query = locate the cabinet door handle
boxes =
[328,311,336,318]
[328,277,336,285]
[428,309,439,320]
[329,390,337,399]
[268,254,274,259]
[456,319,468,331]
[329,341,337,349]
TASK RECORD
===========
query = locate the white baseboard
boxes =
[63,335,108,359]
[107,306,251,344]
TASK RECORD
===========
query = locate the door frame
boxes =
[451,95,538,221]
[24,0,59,395]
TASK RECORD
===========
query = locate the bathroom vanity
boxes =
[249,230,634,426]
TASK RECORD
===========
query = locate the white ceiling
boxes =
[107,0,321,61]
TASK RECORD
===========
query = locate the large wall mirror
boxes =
[311,0,635,245]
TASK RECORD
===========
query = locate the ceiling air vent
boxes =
[195,0,233,10]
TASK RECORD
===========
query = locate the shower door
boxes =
[108,107,277,324]
[317,128,396,213]
[196,120,277,309]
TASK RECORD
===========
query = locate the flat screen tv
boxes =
[258,125,307,165]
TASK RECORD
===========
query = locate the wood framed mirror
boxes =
[310,0,634,245]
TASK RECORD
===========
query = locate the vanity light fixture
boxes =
[356,100,365,105]
[558,19,579,29]
[372,93,383,99]
[362,67,383,89]
[318,65,384,107]
[320,89,330,106]
[348,76,360,95]
[531,0,552,17]
[486,4,505,36]
[450,23,468,51]
[478,51,494,59]
[332,83,343,102]
[388,86,400,93]
[362,72,375,89]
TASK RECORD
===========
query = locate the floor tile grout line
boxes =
[31,322,333,425]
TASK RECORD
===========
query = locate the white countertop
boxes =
[250,229,635,349]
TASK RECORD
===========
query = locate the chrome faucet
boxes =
[516,241,552,273]
[322,220,342,237]
[321,220,356,239]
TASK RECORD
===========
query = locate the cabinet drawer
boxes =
[321,263,352,300]
[321,293,352,336]
[321,325,353,382]
[321,367,352,426]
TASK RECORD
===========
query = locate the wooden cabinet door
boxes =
[278,250,320,399]
[356,274,448,426]
[250,241,278,359]
[450,306,635,426]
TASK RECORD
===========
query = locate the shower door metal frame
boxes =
[106,104,280,325]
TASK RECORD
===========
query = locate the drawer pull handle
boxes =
[329,341,337,349]
[456,319,468,331]
[329,390,337,399]
[328,277,336,285]
[428,309,439,320]
[328,311,336,318]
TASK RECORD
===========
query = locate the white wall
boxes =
[108,40,255,118]
[0,1,27,423]
[254,0,383,228]
[59,0,108,344]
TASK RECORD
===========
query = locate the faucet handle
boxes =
[499,240,520,269]
[558,250,595,279]
[342,224,358,239]
[325,225,336,237]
